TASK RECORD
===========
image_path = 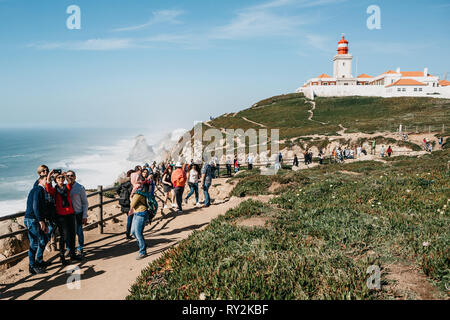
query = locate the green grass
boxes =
[128,149,450,300]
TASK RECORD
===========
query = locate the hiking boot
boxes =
[126,235,133,240]
[36,261,51,269]
[70,254,82,262]
[29,266,45,275]
[136,253,147,260]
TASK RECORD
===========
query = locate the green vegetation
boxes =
[204,95,449,142]
[128,149,449,300]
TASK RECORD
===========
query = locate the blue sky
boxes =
[0,0,449,130]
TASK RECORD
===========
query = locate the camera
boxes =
[53,169,62,174]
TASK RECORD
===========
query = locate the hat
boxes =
[175,162,182,168]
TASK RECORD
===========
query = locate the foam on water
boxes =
[0,127,187,218]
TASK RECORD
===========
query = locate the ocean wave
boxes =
[0,198,27,217]
[0,154,24,160]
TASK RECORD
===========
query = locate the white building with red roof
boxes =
[297,36,449,99]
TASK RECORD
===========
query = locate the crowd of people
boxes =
[24,159,222,274]
[25,165,88,275]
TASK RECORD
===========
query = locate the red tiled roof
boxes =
[382,70,398,75]
[386,78,427,88]
[317,73,331,78]
[357,74,373,78]
[439,80,450,87]
[401,71,426,77]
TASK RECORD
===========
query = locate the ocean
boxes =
[0,127,184,217]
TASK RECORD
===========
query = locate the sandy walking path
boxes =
[0,182,271,300]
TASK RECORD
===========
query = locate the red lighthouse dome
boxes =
[337,35,349,55]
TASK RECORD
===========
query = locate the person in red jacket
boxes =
[171,162,187,213]
[387,146,393,157]
[46,170,82,265]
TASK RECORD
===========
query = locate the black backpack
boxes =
[118,182,131,207]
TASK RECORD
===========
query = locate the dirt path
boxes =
[241,117,266,128]
[0,183,271,300]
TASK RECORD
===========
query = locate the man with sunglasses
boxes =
[66,170,88,257]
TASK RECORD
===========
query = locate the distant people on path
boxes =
[234,156,239,174]
[387,146,393,157]
[438,136,443,148]
[117,170,134,240]
[278,152,283,164]
[162,165,174,210]
[201,161,214,207]
[380,145,385,158]
[226,158,232,176]
[318,149,324,165]
[247,154,253,170]
[171,162,187,213]
[371,139,376,155]
[356,146,362,158]
[185,164,200,206]
[293,154,299,167]
[45,170,82,265]
[25,175,49,275]
[66,170,88,257]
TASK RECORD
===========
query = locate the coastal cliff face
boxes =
[127,135,155,162]
[0,220,28,270]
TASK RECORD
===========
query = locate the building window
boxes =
[402,88,406,92]
[397,88,401,92]
[344,83,348,85]
[414,88,417,92]
[419,88,423,92]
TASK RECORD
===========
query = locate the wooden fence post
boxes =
[98,185,103,234]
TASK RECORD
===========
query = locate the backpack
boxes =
[172,169,186,187]
[118,182,131,207]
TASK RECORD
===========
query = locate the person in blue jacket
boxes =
[25,175,49,275]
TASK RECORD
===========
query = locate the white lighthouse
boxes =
[333,35,355,84]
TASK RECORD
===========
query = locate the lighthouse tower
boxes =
[333,35,353,81]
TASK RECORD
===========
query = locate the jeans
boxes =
[56,214,76,259]
[131,212,148,256]
[126,214,133,237]
[40,221,55,258]
[174,186,185,211]
[24,218,46,269]
[74,212,84,252]
[203,183,211,206]
[185,183,199,203]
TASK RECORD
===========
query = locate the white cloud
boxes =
[29,38,137,51]
[28,1,347,51]
[113,9,184,32]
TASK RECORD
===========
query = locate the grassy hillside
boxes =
[128,149,449,300]
[206,94,450,140]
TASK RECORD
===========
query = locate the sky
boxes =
[0,0,449,131]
